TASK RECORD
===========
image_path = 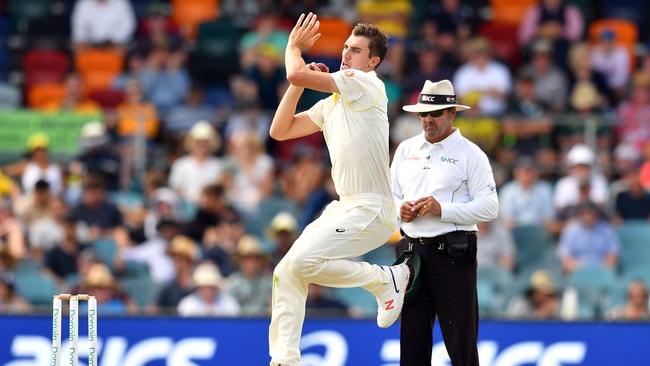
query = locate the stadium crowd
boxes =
[0,0,649,321]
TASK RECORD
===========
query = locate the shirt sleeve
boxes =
[439,149,499,224]
[331,69,380,111]
[305,98,327,130]
[390,142,406,215]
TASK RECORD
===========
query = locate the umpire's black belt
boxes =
[402,230,477,252]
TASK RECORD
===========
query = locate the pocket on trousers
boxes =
[445,231,469,258]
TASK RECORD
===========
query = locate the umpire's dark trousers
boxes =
[398,232,479,366]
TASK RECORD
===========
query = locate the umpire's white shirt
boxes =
[306,69,392,198]
[391,128,499,238]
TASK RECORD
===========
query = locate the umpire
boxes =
[390,80,499,365]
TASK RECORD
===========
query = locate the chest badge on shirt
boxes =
[440,156,458,164]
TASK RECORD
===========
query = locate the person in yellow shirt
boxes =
[116,77,159,139]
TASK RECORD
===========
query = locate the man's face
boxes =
[341,35,378,71]
[419,108,455,143]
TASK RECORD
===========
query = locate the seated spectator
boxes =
[422,0,475,50]
[177,262,240,316]
[72,0,136,49]
[476,221,515,271]
[40,73,101,114]
[614,163,650,221]
[0,272,32,314]
[499,156,555,229]
[518,0,583,69]
[239,14,289,69]
[0,199,26,261]
[183,184,227,243]
[202,210,244,278]
[135,5,185,58]
[453,37,512,116]
[19,133,64,196]
[243,44,286,112]
[566,42,613,108]
[221,130,274,215]
[44,214,88,283]
[136,45,190,114]
[74,121,122,193]
[226,77,272,142]
[590,29,630,102]
[453,92,500,155]
[616,74,650,155]
[267,212,299,268]
[79,263,137,314]
[225,235,273,315]
[306,283,349,317]
[13,179,65,229]
[554,144,609,211]
[403,45,454,102]
[143,188,184,240]
[606,280,650,321]
[154,235,199,314]
[120,219,183,284]
[166,85,216,135]
[506,270,563,320]
[557,201,620,274]
[525,38,568,112]
[169,121,226,204]
[116,78,159,140]
[68,176,129,248]
[501,68,554,159]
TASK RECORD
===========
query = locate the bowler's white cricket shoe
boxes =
[376,263,410,328]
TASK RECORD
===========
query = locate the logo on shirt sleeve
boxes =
[344,70,355,78]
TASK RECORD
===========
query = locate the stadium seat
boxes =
[478,21,522,68]
[333,287,376,317]
[172,0,219,40]
[91,237,118,269]
[511,225,554,272]
[26,82,65,109]
[196,18,240,57]
[568,265,618,318]
[489,0,537,25]
[23,49,70,87]
[617,221,650,273]
[243,196,299,237]
[14,272,59,306]
[305,17,352,58]
[75,48,125,92]
[88,88,125,109]
[477,278,496,316]
[363,245,396,266]
[121,276,160,310]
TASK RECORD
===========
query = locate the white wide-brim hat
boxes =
[403,79,471,113]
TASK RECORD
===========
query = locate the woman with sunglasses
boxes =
[390,79,499,366]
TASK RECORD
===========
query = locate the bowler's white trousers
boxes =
[269,193,397,366]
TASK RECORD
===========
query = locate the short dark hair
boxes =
[352,23,388,67]
[34,179,50,192]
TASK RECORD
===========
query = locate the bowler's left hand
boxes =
[412,196,441,218]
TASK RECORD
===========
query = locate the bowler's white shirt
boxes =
[306,69,392,198]
[391,128,499,238]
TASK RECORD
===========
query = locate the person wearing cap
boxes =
[79,263,137,314]
[391,79,499,366]
[154,235,198,314]
[267,212,299,267]
[557,201,620,274]
[225,235,273,315]
[523,38,568,112]
[169,121,226,204]
[591,28,631,100]
[499,156,555,229]
[20,132,64,196]
[553,144,609,212]
[268,14,410,366]
[177,261,240,316]
[75,120,121,192]
[506,270,563,320]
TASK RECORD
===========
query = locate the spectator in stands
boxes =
[221,130,274,215]
[79,263,137,314]
[136,42,190,114]
[120,219,182,284]
[41,73,101,114]
[0,170,19,202]
[453,37,512,116]
[614,162,650,221]
[202,210,244,278]
[422,0,475,53]
[0,271,31,314]
[13,179,64,229]
[499,156,555,229]
[557,81,610,153]
[525,38,568,112]
[244,44,287,112]
[355,0,412,39]
[566,42,613,108]
[608,143,641,209]
[169,121,225,204]
[166,85,216,135]
[240,13,289,69]
[507,270,563,320]
[74,121,121,193]
[44,214,88,284]
[606,280,650,321]
[403,44,453,99]
[154,235,199,314]
[116,77,160,141]
[68,176,129,248]
[183,184,227,243]
[135,4,185,59]
[225,77,272,142]
[143,187,184,240]
[72,0,136,49]
[553,144,608,212]
[19,133,64,196]
[476,221,515,271]
[557,201,620,274]
[226,235,273,315]
[306,283,349,317]
[0,200,25,262]
[222,0,271,28]
[267,211,299,267]
[518,0,584,69]
[616,74,650,155]
[590,29,631,102]
[177,262,240,316]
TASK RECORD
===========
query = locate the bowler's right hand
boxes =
[400,201,418,223]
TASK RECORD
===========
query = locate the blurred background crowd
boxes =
[0,0,649,322]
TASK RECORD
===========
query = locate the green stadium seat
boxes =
[121,276,160,310]
[568,265,618,319]
[14,272,59,306]
[91,237,118,269]
[511,225,554,271]
[617,221,650,273]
